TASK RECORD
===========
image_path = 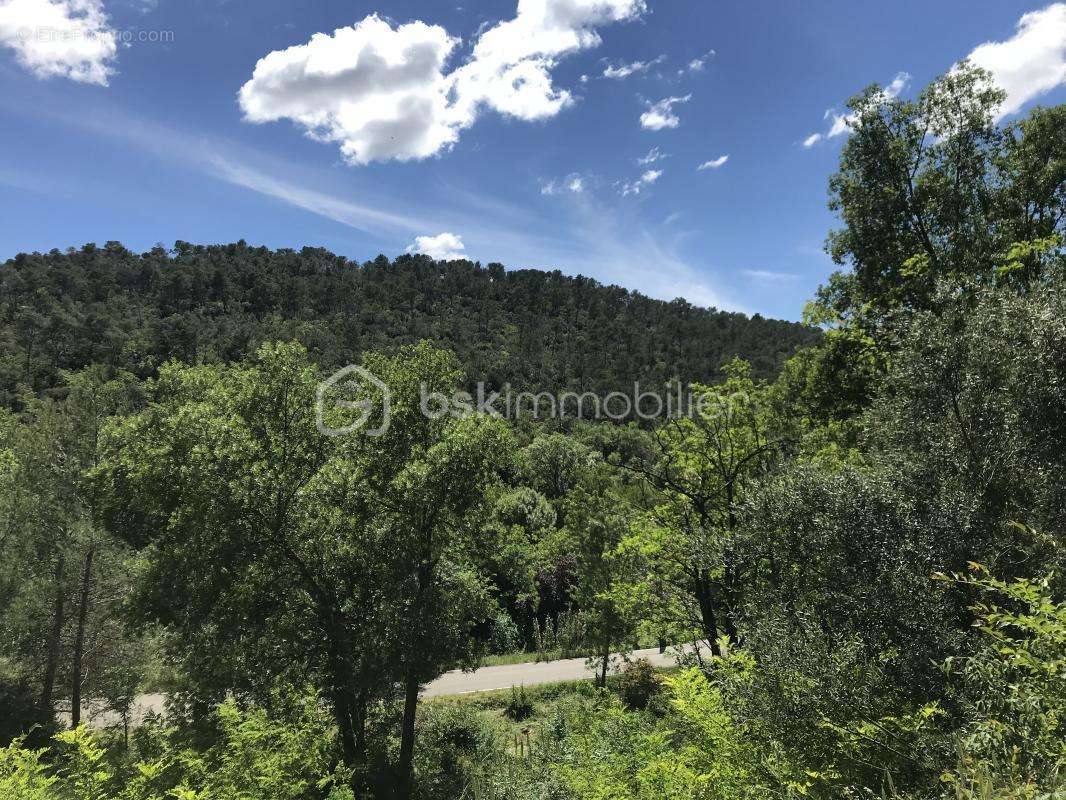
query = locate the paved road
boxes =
[72,647,683,728]
[424,646,677,697]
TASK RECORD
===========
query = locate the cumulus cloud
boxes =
[238,15,459,165]
[621,168,661,195]
[239,0,647,164]
[802,71,909,147]
[965,3,1066,119]
[697,154,728,170]
[602,53,664,79]
[407,231,467,259]
[640,94,690,130]
[0,0,118,85]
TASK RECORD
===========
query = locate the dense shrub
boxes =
[505,684,535,722]
[615,658,662,711]
[414,704,502,800]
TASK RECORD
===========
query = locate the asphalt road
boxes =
[424,646,677,697]
[72,647,681,728]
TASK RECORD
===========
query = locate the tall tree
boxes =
[95,341,513,797]
[630,360,788,655]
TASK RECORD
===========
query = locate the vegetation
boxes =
[0,239,818,409]
[0,64,1063,799]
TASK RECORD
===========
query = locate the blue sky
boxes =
[1,1,1064,321]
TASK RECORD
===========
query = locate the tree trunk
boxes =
[70,545,95,728]
[397,674,420,800]
[39,552,65,718]
[330,685,359,769]
[695,570,722,657]
[354,691,368,762]
[599,649,609,687]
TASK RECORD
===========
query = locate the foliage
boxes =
[0,243,818,409]
[1,68,1064,800]
[505,684,535,722]
[0,689,353,800]
[615,658,662,711]
[939,563,1066,795]
[631,359,793,654]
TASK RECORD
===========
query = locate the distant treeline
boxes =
[0,241,818,407]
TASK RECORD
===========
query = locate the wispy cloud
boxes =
[603,54,666,79]
[8,92,744,313]
[541,173,586,195]
[638,146,668,165]
[621,169,662,196]
[802,72,909,147]
[742,268,798,283]
[697,155,728,170]
[684,49,715,74]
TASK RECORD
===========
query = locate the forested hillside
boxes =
[0,243,817,407]
[1,64,1064,800]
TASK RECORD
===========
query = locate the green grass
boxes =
[478,637,664,668]
[478,648,591,667]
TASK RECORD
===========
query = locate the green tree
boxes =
[631,360,787,655]
[564,463,646,686]
[95,341,514,797]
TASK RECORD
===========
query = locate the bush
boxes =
[505,684,535,722]
[616,658,662,711]
[488,611,522,656]
[0,673,53,747]
[415,704,502,800]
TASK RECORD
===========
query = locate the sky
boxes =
[0,1,1064,321]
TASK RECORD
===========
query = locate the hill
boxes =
[0,240,819,406]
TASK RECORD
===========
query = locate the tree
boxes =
[630,360,789,655]
[0,367,141,736]
[335,343,516,797]
[95,341,514,797]
[563,462,646,686]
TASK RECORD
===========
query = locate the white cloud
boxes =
[0,0,117,85]
[238,15,459,165]
[697,154,728,170]
[407,231,467,259]
[621,167,661,195]
[541,172,585,195]
[640,94,690,130]
[447,0,646,122]
[686,49,714,73]
[638,145,668,165]
[602,53,664,79]
[965,3,1066,119]
[802,71,909,147]
[239,0,647,164]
